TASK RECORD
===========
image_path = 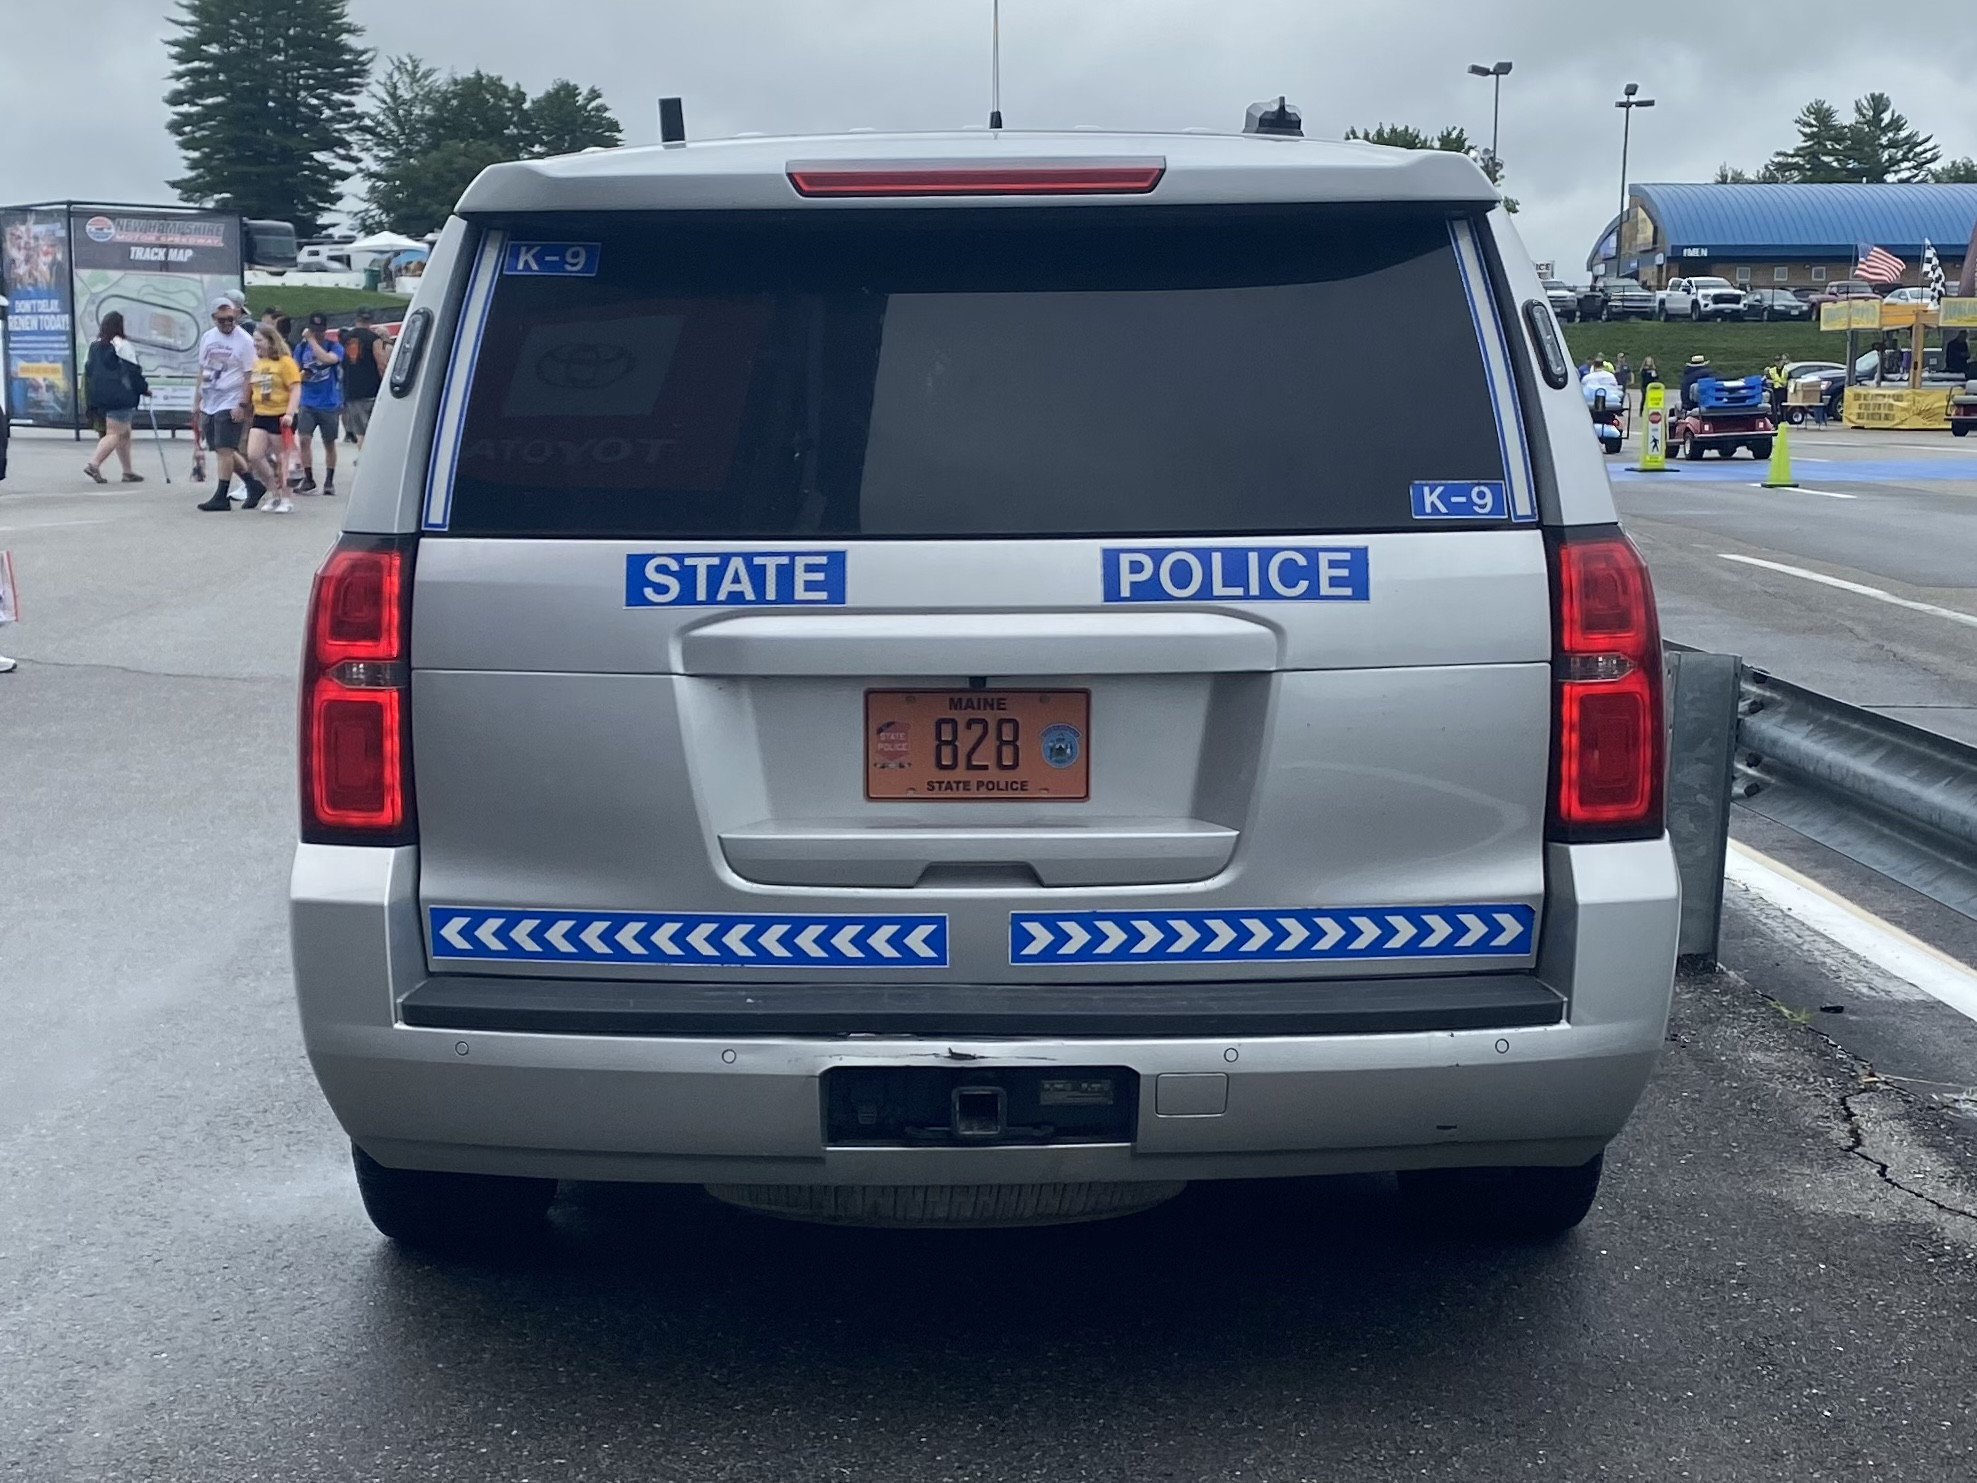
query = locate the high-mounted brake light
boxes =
[300,536,416,844]
[1547,528,1664,841]
[786,158,1166,197]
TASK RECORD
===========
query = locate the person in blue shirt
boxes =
[292,312,344,494]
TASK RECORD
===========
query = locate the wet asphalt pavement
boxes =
[4,430,1977,1480]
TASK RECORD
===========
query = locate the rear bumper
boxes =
[290,839,1679,1184]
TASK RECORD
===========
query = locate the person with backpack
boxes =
[81,311,149,485]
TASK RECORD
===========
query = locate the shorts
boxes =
[103,408,134,429]
[199,411,243,451]
[252,414,285,436]
[296,405,341,441]
[342,397,375,437]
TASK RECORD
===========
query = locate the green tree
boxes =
[1764,99,1851,182]
[1346,123,1517,211]
[1842,92,1940,182]
[528,80,623,157]
[164,0,371,234]
[1935,157,1977,184]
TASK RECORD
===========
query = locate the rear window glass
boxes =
[440,206,1513,538]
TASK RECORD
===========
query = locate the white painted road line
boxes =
[1744,483,1857,500]
[1726,840,1977,1026]
[0,517,114,532]
[1719,554,1977,631]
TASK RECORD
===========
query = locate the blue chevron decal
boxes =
[1009,906,1536,965]
[430,909,947,968]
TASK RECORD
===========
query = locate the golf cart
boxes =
[1671,375,1775,461]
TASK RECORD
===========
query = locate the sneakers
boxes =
[121,472,145,483]
[83,463,107,484]
[273,497,295,513]
[196,492,232,511]
[296,474,318,494]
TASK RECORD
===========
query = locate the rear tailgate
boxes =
[410,203,1550,984]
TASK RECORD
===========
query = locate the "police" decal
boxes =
[1103,546,1369,604]
[625,551,847,607]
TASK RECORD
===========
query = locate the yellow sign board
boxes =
[1881,301,1936,331]
[1821,300,1881,332]
[1843,386,1954,430]
[1943,298,1977,329]
[1637,383,1669,471]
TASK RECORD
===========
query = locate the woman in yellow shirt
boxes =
[245,326,301,511]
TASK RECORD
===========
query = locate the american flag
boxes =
[1922,240,1946,304]
[1856,243,1906,285]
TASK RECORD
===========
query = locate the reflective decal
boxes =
[431,908,947,968]
[502,241,601,277]
[1103,545,1368,603]
[625,550,847,607]
[1011,905,1536,963]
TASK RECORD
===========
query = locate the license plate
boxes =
[865,690,1089,801]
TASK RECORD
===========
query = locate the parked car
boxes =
[1656,277,1746,322]
[1544,279,1580,322]
[1581,278,1656,321]
[1883,287,1935,306]
[290,128,1679,1250]
[1806,279,1881,310]
[1741,288,1812,322]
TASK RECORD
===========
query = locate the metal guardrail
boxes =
[1665,647,1977,964]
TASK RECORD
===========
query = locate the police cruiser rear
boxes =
[290,127,1680,1245]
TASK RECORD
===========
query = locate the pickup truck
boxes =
[1656,277,1747,322]
[1543,279,1580,322]
[1579,278,1656,321]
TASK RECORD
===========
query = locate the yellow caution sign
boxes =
[1631,382,1673,472]
[1762,420,1797,488]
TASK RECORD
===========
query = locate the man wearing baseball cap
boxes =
[193,295,264,512]
[292,311,344,495]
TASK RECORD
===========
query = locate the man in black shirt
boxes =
[340,309,387,448]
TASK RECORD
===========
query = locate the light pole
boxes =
[1466,61,1513,173]
[1615,83,1656,276]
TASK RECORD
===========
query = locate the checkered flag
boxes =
[1923,239,1946,306]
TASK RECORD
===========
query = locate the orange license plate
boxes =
[865,690,1090,801]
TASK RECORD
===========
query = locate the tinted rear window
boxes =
[440,206,1513,538]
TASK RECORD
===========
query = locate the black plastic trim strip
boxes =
[399,974,1565,1038]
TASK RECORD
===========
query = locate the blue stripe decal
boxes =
[429,908,948,968]
[422,231,503,531]
[1010,906,1537,965]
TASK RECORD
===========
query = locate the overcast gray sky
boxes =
[5,1,1973,272]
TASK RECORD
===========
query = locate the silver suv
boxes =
[291,130,1679,1246]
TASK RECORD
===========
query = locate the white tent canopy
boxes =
[347,231,423,253]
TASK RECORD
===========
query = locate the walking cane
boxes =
[145,400,172,484]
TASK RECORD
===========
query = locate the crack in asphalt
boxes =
[1839,1079,1977,1223]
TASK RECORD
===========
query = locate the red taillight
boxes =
[1548,529,1664,839]
[786,159,1166,197]
[301,537,415,844]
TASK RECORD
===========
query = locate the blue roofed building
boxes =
[1587,183,1977,293]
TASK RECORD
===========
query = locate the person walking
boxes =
[1638,356,1662,416]
[81,311,148,485]
[291,312,343,495]
[242,325,301,512]
[193,296,263,512]
[339,308,386,450]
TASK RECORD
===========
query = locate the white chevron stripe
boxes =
[1385,916,1416,950]
[1095,921,1128,955]
[905,923,941,959]
[687,922,720,957]
[759,923,791,958]
[1168,919,1200,953]
[1349,916,1381,951]
[1058,922,1092,956]
[1205,919,1237,953]
[869,924,900,958]
[831,924,864,958]
[796,924,829,958]
[1420,915,1452,949]
[475,918,506,952]
[652,922,683,956]
[1492,913,1525,948]
[511,918,541,952]
[1132,919,1163,954]
[1457,913,1488,948]
[1313,917,1345,951]
[546,920,577,953]
[1241,918,1272,952]
[580,921,611,954]
[1020,921,1054,957]
[722,923,754,957]
[616,921,648,956]
[1276,918,1309,952]
[440,916,472,952]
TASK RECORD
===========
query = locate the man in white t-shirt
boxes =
[193,296,261,512]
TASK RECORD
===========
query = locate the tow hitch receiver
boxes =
[824,1067,1138,1147]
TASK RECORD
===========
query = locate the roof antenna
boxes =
[988,0,1003,130]
[658,97,686,146]
[1243,96,1303,138]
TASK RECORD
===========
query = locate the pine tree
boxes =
[528,81,623,157]
[164,0,371,235]
[1346,125,1516,211]
[1842,93,1940,183]
[1764,99,1851,182]
[1936,157,1977,184]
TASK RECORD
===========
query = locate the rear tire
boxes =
[1398,1152,1604,1239]
[351,1144,556,1249]
[1654,303,1667,321]
[1689,303,1702,322]
[1681,432,1704,461]
[1750,440,1774,461]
